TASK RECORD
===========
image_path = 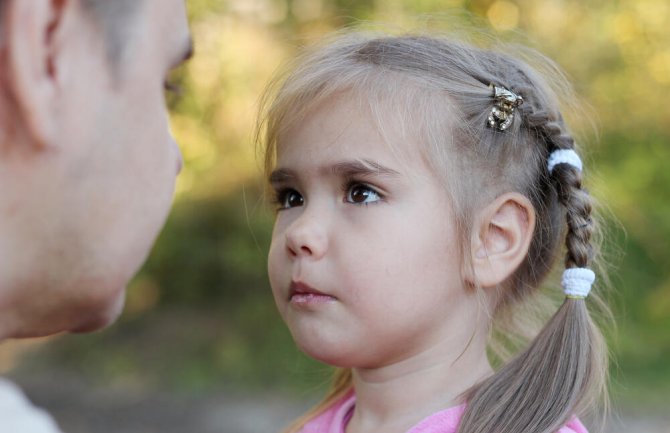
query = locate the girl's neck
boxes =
[346,333,493,433]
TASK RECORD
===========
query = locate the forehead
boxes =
[276,91,427,175]
[279,93,379,159]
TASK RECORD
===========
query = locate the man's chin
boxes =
[70,289,126,333]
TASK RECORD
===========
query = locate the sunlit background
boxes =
[2,0,669,432]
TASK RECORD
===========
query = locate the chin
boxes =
[69,287,127,333]
[295,336,358,367]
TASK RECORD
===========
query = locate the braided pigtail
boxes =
[457,93,608,432]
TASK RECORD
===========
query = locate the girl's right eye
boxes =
[276,189,304,210]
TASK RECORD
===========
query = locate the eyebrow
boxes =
[269,168,295,185]
[269,159,400,185]
[330,159,400,178]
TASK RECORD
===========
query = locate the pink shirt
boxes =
[299,392,588,433]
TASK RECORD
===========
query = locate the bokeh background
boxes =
[2,0,669,432]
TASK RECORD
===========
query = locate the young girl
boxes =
[259,31,608,433]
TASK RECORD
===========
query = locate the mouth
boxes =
[289,281,337,305]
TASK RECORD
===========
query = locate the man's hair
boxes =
[0,0,142,64]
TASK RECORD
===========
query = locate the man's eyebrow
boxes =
[171,36,194,68]
[330,159,400,178]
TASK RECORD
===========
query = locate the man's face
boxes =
[3,0,192,336]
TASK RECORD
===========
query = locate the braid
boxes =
[528,110,595,269]
[553,162,594,268]
[457,58,605,433]
[510,70,595,270]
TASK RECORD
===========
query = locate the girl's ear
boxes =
[468,193,536,288]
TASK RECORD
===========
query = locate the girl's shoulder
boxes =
[299,392,356,433]
[408,405,588,433]
[299,393,589,433]
[558,417,589,433]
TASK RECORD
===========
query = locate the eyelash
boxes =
[342,180,384,205]
[272,180,384,211]
[272,188,302,211]
[164,79,183,95]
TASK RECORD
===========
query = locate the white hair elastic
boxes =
[547,149,583,174]
[562,267,595,299]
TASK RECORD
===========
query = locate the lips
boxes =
[289,281,336,305]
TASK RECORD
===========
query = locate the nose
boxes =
[284,210,329,260]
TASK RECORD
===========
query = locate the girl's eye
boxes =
[346,184,382,204]
[277,189,304,209]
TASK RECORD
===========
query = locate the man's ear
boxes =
[3,0,71,148]
[469,193,536,289]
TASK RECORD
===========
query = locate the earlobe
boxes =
[3,0,69,148]
[469,193,536,288]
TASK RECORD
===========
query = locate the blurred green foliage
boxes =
[18,0,670,410]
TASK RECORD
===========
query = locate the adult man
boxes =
[0,0,192,430]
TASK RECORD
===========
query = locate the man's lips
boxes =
[289,281,337,304]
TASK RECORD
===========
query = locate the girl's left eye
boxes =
[346,183,382,204]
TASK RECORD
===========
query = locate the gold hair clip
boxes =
[487,84,524,131]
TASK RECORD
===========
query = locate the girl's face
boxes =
[268,92,473,369]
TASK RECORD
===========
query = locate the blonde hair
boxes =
[258,31,609,433]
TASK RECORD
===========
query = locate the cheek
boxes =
[136,109,172,161]
[267,234,288,300]
[343,211,461,298]
[126,106,180,202]
[102,92,172,175]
